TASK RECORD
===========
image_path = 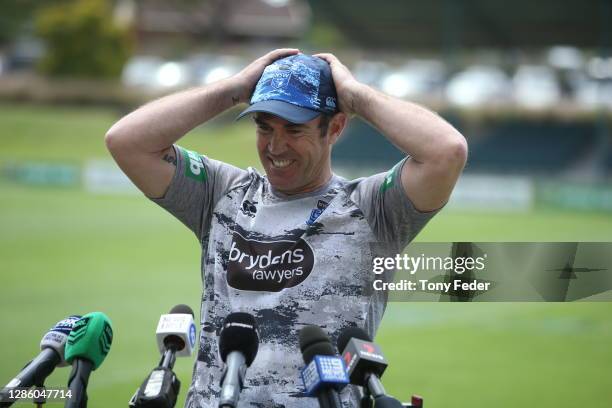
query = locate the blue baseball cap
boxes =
[236,54,339,124]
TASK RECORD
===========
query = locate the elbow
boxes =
[104,125,130,154]
[104,129,117,153]
[443,132,468,170]
[426,132,467,174]
[454,134,469,165]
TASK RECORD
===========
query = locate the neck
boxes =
[274,172,333,196]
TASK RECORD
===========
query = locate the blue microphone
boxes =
[301,355,349,396]
[299,326,348,408]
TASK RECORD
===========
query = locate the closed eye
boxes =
[253,117,273,132]
[287,129,303,136]
[256,124,272,133]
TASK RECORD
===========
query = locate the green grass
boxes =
[0,184,203,407]
[379,303,612,407]
[419,209,612,241]
[1,184,611,407]
[0,102,260,169]
[1,103,612,407]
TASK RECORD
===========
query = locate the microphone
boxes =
[218,313,259,408]
[0,315,81,407]
[338,328,421,408]
[129,304,196,408]
[155,304,197,368]
[337,327,388,398]
[64,312,113,408]
[299,326,349,408]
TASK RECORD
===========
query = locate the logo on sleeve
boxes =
[226,232,314,292]
[180,147,207,182]
[380,162,401,192]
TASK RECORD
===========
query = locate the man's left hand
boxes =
[314,53,363,116]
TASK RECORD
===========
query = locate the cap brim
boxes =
[235,100,320,124]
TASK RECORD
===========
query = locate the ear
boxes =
[327,112,348,145]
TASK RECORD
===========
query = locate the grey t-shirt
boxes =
[150,145,438,407]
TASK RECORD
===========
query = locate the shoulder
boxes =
[345,171,387,203]
[213,165,261,196]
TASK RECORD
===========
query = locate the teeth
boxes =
[271,159,292,168]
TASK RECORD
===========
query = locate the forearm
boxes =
[349,83,465,164]
[105,77,242,153]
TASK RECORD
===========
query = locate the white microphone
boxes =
[40,315,83,367]
[155,305,197,359]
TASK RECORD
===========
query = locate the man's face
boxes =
[254,113,332,195]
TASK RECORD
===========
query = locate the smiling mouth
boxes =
[269,157,295,169]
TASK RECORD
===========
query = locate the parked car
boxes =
[446,65,512,107]
[188,54,244,86]
[121,56,164,88]
[381,59,446,99]
[352,60,390,89]
[513,65,561,109]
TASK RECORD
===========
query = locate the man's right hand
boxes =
[233,48,300,104]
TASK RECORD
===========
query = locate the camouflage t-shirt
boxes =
[150,145,438,408]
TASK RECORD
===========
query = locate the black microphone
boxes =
[218,313,259,408]
[0,315,81,407]
[299,326,346,408]
[337,328,411,408]
[129,304,196,408]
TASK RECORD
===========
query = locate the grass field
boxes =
[1,103,612,407]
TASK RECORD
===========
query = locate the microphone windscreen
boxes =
[219,312,259,366]
[337,327,371,354]
[298,325,330,353]
[65,312,113,370]
[299,326,338,364]
[169,304,194,316]
[302,340,336,364]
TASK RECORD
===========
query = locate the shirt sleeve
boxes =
[350,158,441,251]
[149,145,248,240]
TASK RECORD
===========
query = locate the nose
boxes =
[267,132,288,155]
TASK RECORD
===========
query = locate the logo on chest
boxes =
[306,200,329,226]
[226,232,314,292]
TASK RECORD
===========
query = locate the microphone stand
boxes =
[33,380,46,408]
[360,388,373,408]
[127,346,181,408]
[65,359,93,408]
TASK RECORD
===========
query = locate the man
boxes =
[105,49,467,407]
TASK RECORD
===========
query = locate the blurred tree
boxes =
[0,0,37,46]
[35,0,132,78]
[305,21,348,51]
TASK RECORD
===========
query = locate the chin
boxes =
[268,179,295,193]
[264,168,294,188]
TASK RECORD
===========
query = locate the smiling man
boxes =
[105,49,467,407]
[252,113,335,194]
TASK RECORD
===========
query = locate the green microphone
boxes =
[64,312,113,408]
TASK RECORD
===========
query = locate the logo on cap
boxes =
[271,72,290,89]
[326,96,337,108]
[237,54,338,124]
